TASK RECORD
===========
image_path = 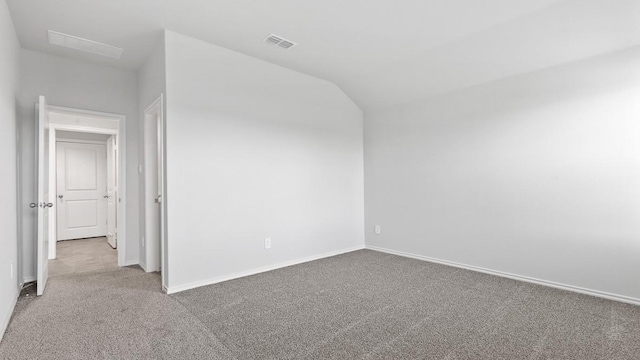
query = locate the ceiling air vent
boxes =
[263,34,297,50]
[48,30,123,59]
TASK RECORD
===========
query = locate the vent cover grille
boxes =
[263,34,297,50]
[48,30,123,59]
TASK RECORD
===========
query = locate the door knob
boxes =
[58,195,63,199]
[46,203,53,208]
[29,203,37,208]
[103,195,110,199]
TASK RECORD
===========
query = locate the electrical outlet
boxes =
[264,237,272,249]
[374,225,381,235]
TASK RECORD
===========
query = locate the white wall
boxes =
[137,37,166,282]
[18,50,140,280]
[56,130,111,142]
[164,31,364,292]
[364,46,640,301]
[0,0,20,340]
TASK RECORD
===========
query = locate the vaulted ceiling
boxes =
[7,0,640,110]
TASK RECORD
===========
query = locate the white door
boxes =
[144,104,163,273]
[56,142,107,240]
[106,136,118,248]
[36,96,51,296]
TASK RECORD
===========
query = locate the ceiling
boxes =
[6,0,640,110]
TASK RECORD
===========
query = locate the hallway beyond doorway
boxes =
[49,237,117,277]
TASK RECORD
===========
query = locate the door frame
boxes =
[36,97,50,296]
[106,135,118,249]
[142,94,167,289]
[46,105,128,267]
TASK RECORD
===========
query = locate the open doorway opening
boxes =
[49,131,118,276]
[34,99,128,295]
[141,95,166,287]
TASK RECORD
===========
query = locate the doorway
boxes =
[142,95,165,285]
[48,131,118,277]
[49,112,123,259]
[34,96,128,295]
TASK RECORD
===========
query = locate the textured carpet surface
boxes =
[1,249,639,359]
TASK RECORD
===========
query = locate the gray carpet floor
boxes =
[1,250,639,359]
[49,237,118,277]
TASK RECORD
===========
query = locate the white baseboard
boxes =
[166,245,365,294]
[22,276,36,284]
[0,291,19,342]
[138,261,147,272]
[366,245,640,306]
[121,260,139,267]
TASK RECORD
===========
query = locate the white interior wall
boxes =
[56,130,111,142]
[18,49,140,281]
[164,31,364,292]
[0,0,20,340]
[364,46,640,301]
